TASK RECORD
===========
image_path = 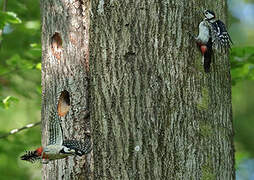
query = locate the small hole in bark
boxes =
[51,32,62,60]
[58,90,70,117]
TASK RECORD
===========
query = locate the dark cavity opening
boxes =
[51,32,62,60]
[57,90,70,117]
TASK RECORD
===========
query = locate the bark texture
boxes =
[41,0,91,179]
[41,0,235,179]
[90,0,234,180]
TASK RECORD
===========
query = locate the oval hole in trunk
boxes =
[58,90,70,117]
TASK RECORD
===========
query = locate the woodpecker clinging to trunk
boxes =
[195,20,213,73]
[21,110,92,163]
[204,10,233,48]
[195,10,232,73]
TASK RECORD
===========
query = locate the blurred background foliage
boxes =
[0,0,41,179]
[0,0,253,179]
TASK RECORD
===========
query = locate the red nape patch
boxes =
[36,147,43,156]
[200,45,207,54]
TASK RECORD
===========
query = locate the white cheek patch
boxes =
[206,14,214,19]
[64,147,75,153]
[69,149,75,153]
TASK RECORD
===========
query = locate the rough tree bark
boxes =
[41,0,235,179]
[41,0,91,179]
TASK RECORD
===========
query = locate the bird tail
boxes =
[20,150,41,163]
[203,38,213,73]
[204,51,211,73]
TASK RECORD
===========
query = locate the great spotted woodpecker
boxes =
[204,10,233,48]
[195,20,213,73]
[21,110,91,163]
[195,10,232,73]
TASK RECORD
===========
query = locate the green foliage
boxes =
[0,95,19,109]
[0,11,21,29]
[243,0,254,3]
[0,0,41,179]
[0,125,41,179]
[233,81,254,158]
[230,47,254,85]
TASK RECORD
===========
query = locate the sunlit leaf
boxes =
[2,96,19,109]
[25,21,40,30]
[0,11,22,29]
[35,63,41,71]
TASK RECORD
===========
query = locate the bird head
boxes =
[203,10,215,20]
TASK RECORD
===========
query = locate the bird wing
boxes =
[62,138,92,156]
[210,20,232,48]
[48,109,63,145]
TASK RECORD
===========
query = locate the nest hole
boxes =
[57,90,70,117]
[51,32,62,60]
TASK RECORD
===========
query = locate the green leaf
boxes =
[35,63,41,70]
[2,96,19,109]
[0,11,22,29]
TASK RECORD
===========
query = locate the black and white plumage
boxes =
[21,109,92,163]
[62,139,92,156]
[204,10,233,48]
[210,20,233,48]
[195,9,232,73]
[21,150,41,163]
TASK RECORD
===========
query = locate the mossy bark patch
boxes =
[197,87,209,110]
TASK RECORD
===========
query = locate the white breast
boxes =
[196,21,210,44]
[44,145,63,155]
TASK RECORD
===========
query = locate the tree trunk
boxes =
[90,1,235,180]
[41,0,91,179]
[41,0,235,179]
